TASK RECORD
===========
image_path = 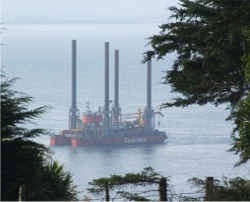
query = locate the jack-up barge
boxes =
[50,40,167,147]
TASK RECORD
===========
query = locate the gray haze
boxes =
[2,0,179,24]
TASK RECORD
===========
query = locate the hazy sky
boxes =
[2,0,179,24]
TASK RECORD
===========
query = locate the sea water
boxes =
[2,24,249,199]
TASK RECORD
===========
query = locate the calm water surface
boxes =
[2,24,249,199]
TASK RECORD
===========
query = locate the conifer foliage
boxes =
[146,0,250,108]
[228,29,250,165]
[88,167,169,201]
[1,73,77,201]
[146,0,250,165]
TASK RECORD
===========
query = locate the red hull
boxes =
[72,134,167,147]
[50,136,71,146]
[50,134,167,147]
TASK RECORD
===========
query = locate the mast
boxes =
[69,40,79,129]
[147,59,152,110]
[144,59,154,132]
[103,42,110,135]
[113,50,121,128]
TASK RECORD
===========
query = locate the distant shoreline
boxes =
[1,21,164,26]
